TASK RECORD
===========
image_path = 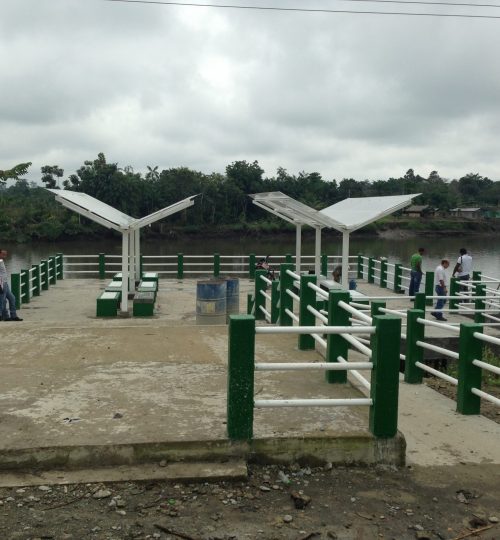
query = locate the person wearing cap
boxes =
[431,259,450,321]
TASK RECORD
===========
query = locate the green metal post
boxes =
[321,254,328,277]
[285,253,293,266]
[472,270,481,282]
[326,290,350,384]
[394,263,403,293]
[424,271,434,306]
[254,269,267,321]
[177,253,184,279]
[98,253,106,280]
[369,315,402,438]
[49,256,57,285]
[56,253,64,279]
[456,323,483,415]
[21,270,30,304]
[357,254,363,279]
[32,265,41,297]
[449,277,459,310]
[11,273,21,310]
[214,253,220,277]
[249,253,256,279]
[371,300,386,317]
[40,260,49,290]
[474,284,486,324]
[368,258,375,284]
[404,309,425,383]
[414,292,426,312]
[279,263,295,326]
[227,315,255,440]
[270,281,279,324]
[380,259,388,288]
[299,275,317,350]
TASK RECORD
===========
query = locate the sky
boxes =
[1,0,500,184]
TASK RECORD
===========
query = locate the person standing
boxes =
[452,248,473,294]
[409,247,425,299]
[431,259,450,321]
[0,249,23,322]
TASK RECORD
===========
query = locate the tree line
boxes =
[1,153,499,242]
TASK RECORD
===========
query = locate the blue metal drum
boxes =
[196,280,227,325]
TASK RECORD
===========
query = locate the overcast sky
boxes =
[2,0,500,184]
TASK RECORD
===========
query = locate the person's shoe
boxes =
[7,317,23,321]
[437,317,447,322]
[430,312,438,319]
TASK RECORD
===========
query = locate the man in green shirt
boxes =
[409,247,425,299]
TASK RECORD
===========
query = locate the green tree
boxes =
[0,162,32,184]
[41,165,64,189]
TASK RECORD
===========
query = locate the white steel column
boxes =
[342,231,350,290]
[135,228,141,281]
[295,224,302,274]
[129,230,135,288]
[121,231,129,313]
[315,226,322,277]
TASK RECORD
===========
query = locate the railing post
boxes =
[279,263,295,326]
[177,253,184,279]
[326,290,350,384]
[227,315,255,440]
[456,323,483,415]
[254,269,267,321]
[472,270,481,282]
[21,270,30,304]
[249,253,256,279]
[98,253,106,279]
[299,274,317,350]
[49,256,57,285]
[321,254,328,277]
[40,260,49,290]
[404,309,425,383]
[449,277,459,310]
[414,292,426,312]
[371,300,386,317]
[285,253,293,266]
[246,293,255,315]
[357,254,363,279]
[56,253,64,279]
[380,258,388,288]
[368,257,375,284]
[270,281,279,324]
[369,315,402,438]
[394,263,403,293]
[32,265,41,297]
[474,284,486,324]
[11,273,22,310]
[213,253,220,277]
[424,271,434,306]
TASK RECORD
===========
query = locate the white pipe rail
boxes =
[415,361,458,385]
[338,300,372,324]
[307,281,328,299]
[286,289,300,302]
[259,305,271,321]
[337,355,371,390]
[285,309,300,323]
[416,340,460,360]
[255,398,373,408]
[307,305,328,324]
[286,269,300,281]
[312,334,327,348]
[379,307,408,318]
[472,359,500,376]
[470,388,500,407]
[256,325,375,335]
[416,317,460,333]
[255,361,373,371]
[473,332,500,346]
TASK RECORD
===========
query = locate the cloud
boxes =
[1,0,500,184]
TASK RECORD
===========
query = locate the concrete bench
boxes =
[105,280,123,294]
[137,280,158,301]
[133,291,155,317]
[141,272,159,284]
[96,291,121,317]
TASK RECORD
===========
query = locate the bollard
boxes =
[227,315,255,440]
[249,253,256,279]
[371,300,386,317]
[32,265,41,297]
[299,274,317,350]
[177,253,184,279]
[424,271,434,306]
[285,253,293,266]
[271,281,279,324]
[456,323,483,415]
[213,253,220,277]
[254,269,267,321]
[56,253,64,279]
[414,292,426,313]
[450,277,459,310]
[11,273,22,310]
[21,269,30,304]
[279,263,295,326]
[380,259,388,288]
[321,254,328,277]
[404,309,425,383]
[394,263,403,293]
[368,257,375,284]
[369,315,402,438]
[357,253,363,280]
[98,253,106,279]
[326,290,350,384]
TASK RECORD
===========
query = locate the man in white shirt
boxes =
[452,248,473,296]
[0,249,23,322]
[431,259,450,321]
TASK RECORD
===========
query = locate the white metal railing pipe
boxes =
[415,361,458,385]
[307,282,328,299]
[260,275,272,286]
[473,332,500,346]
[307,305,328,324]
[285,309,300,323]
[416,317,461,333]
[286,269,300,281]
[338,300,372,324]
[379,307,408,318]
[338,355,371,390]
[472,359,500,376]
[259,305,271,319]
[260,290,272,302]
[312,333,327,348]
[256,325,375,335]
[416,340,460,360]
[286,289,300,302]
[350,301,371,310]
[254,398,373,408]
[483,314,500,323]
[342,334,373,358]
[470,388,500,406]
[255,362,373,371]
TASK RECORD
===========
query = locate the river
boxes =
[2,233,499,278]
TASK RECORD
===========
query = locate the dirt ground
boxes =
[1,463,499,540]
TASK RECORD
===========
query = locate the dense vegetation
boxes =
[1,153,499,242]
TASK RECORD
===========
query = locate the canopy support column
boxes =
[135,228,141,282]
[121,231,129,313]
[315,226,322,277]
[341,231,350,290]
[295,224,302,274]
[129,231,136,289]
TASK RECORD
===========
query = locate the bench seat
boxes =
[141,272,159,284]
[96,291,121,317]
[133,291,155,317]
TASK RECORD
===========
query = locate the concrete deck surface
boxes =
[0,277,498,474]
